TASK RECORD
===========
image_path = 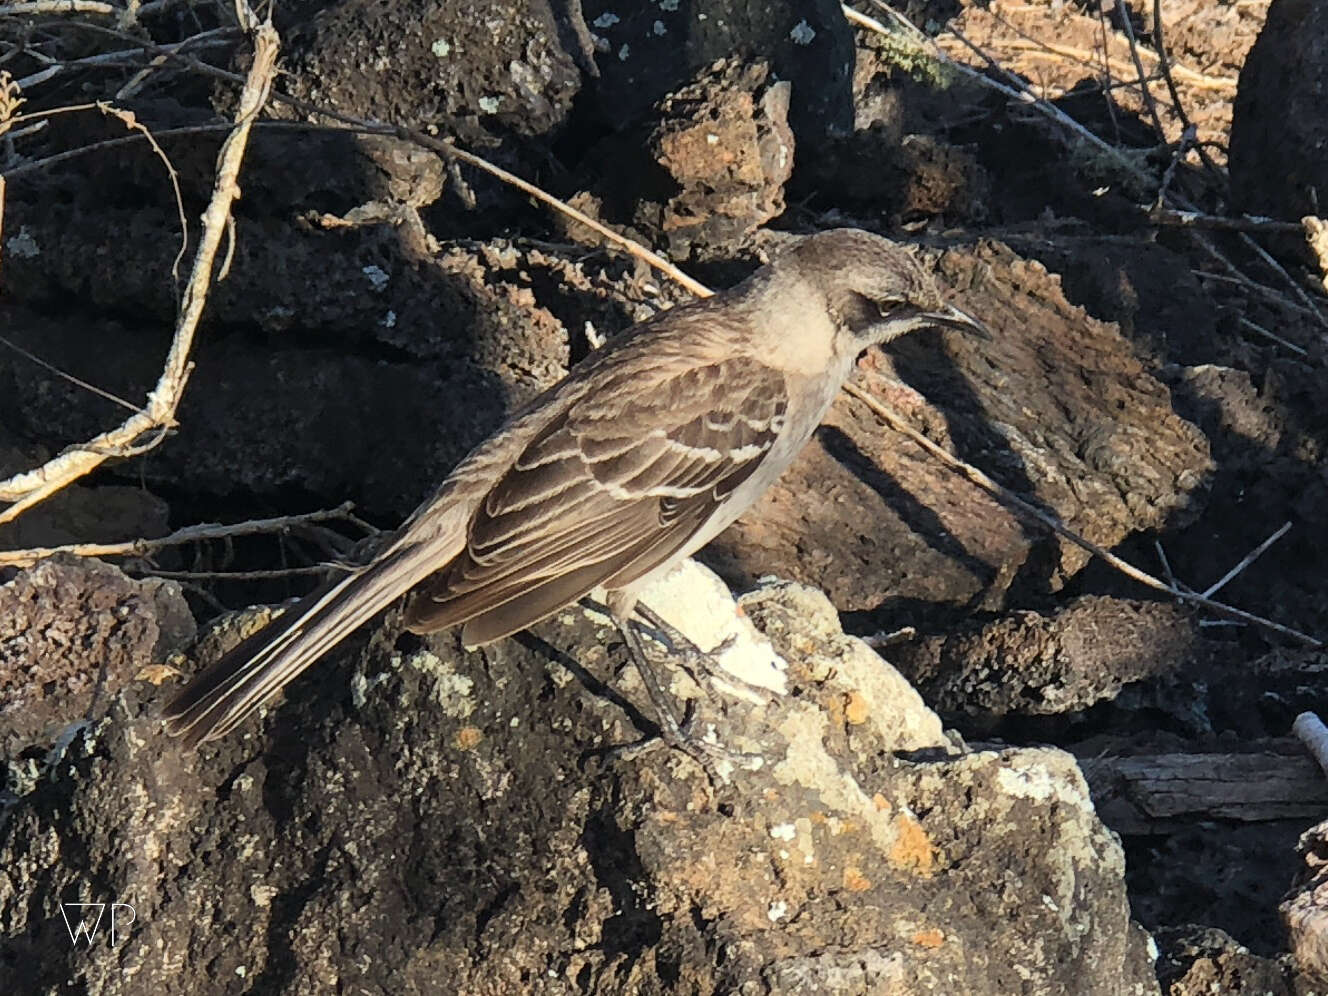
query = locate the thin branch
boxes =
[426,140,712,299]
[1153,539,1180,593]
[12,29,237,90]
[1294,713,1328,782]
[0,1,118,14]
[1237,316,1308,357]
[95,99,188,288]
[0,502,361,567]
[0,332,143,411]
[0,0,185,17]
[132,565,340,581]
[1191,245,1320,320]
[1201,521,1292,599]
[1147,208,1304,235]
[0,14,279,522]
[1113,0,1166,139]
[841,381,1322,648]
[1150,0,1224,179]
[1239,229,1328,328]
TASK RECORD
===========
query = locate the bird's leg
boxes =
[632,603,735,695]
[611,615,729,782]
[613,614,692,743]
[632,603,774,704]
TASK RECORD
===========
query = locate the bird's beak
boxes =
[923,303,991,339]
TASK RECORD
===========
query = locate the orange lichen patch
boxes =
[842,866,873,892]
[823,692,846,726]
[873,793,892,812]
[911,928,945,949]
[137,663,181,685]
[888,813,936,877]
[452,726,483,750]
[844,690,870,725]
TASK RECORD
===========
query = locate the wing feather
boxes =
[404,354,788,638]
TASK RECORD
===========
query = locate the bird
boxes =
[163,228,985,750]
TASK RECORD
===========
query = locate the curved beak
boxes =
[924,303,990,339]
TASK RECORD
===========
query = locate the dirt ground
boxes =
[1,0,1325,990]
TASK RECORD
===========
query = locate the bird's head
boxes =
[790,229,987,348]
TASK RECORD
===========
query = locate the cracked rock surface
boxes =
[0,559,1156,994]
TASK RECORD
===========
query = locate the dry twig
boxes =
[842,381,1321,648]
[1295,713,1328,782]
[0,13,279,525]
[0,502,366,568]
[1236,317,1309,357]
[0,0,182,18]
[1147,208,1304,235]
[1201,521,1291,599]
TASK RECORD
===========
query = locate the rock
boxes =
[793,31,990,225]
[581,0,854,144]
[278,0,582,146]
[804,126,990,225]
[0,561,1156,994]
[1163,364,1285,468]
[0,556,195,759]
[1154,925,1306,996]
[1283,817,1328,981]
[1028,239,1222,364]
[567,59,796,258]
[1229,0,1328,221]
[890,596,1203,721]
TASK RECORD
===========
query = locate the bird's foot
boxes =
[631,603,775,705]
[603,708,763,790]
[611,615,763,787]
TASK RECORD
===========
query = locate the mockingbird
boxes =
[164,228,984,750]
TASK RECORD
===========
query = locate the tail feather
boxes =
[163,544,437,748]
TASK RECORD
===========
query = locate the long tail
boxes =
[163,543,440,748]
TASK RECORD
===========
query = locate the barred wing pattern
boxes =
[404,355,789,644]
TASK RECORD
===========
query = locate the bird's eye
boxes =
[875,297,905,316]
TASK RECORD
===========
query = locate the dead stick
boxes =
[1202,520,1291,599]
[0,16,279,522]
[1294,713,1328,781]
[842,381,1322,648]
[0,502,360,568]
[1147,208,1305,235]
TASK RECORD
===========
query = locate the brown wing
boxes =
[403,354,788,643]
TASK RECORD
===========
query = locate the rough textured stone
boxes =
[279,0,582,145]
[581,0,854,143]
[0,556,195,759]
[0,562,1157,994]
[1283,817,1328,981]
[569,59,796,259]
[1229,0,1328,220]
[1154,926,1309,996]
[890,596,1203,720]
